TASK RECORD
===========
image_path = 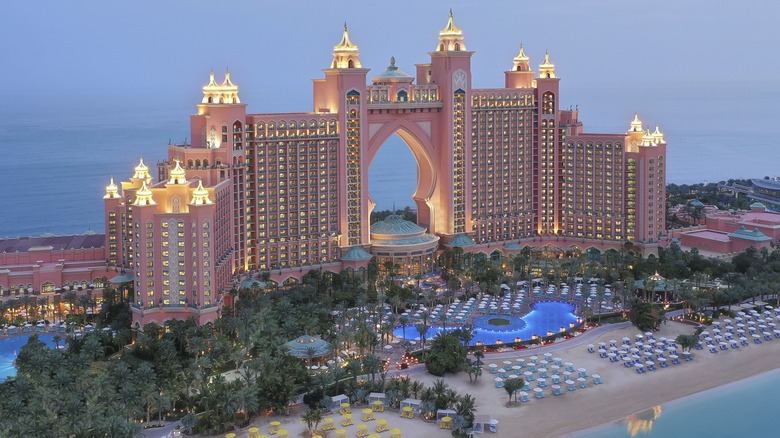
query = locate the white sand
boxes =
[228,319,780,438]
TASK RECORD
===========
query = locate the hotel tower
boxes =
[105,12,667,327]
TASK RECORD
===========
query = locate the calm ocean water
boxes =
[571,367,780,438]
[1,85,777,237]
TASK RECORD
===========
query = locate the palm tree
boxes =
[301,407,324,436]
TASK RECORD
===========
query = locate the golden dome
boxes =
[104,177,120,199]
[168,160,187,185]
[190,180,213,205]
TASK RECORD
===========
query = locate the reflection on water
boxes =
[625,406,662,437]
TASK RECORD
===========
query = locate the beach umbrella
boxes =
[530,356,538,361]
[495,377,504,382]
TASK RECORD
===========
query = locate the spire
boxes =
[190,180,213,205]
[168,160,187,185]
[652,125,665,144]
[207,70,217,87]
[222,68,234,87]
[335,22,356,49]
[331,23,362,68]
[104,177,120,199]
[629,114,643,132]
[512,43,531,71]
[436,9,466,52]
[440,9,463,35]
[132,158,150,181]
[133,180,156,206]
[538,51,556,78]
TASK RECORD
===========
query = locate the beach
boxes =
[220,318,780,438]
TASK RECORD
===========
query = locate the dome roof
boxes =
[371,215,425,236]
[342,246,373,261]
[372,57,413,82]
[284,335,331,358]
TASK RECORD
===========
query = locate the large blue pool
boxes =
[0,335,57,381]
[392,301,579,346]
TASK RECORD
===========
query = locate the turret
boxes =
[512,44,530,71]
[189,180,213,205]
[201,69,241,104]
[505,44,535,88]
[652,126,665,144]
[436,9,466,52]
[641,129,655,147]
[538,51,556,79]
[331,23,362,69]
[104,177,120,199]
[629,114,643,133]
[167,160,187,185]
[131,158,152,185]
[133,181,156,206]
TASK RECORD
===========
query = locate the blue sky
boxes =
[2,0,777,113]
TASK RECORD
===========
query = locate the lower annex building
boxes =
[104,12,668,327]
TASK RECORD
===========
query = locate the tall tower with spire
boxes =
[314,24,371,248]
[429,10,474,236]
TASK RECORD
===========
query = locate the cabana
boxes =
[368,393,386,404]
[472,415,498,434]
[400,398,421,413]
[330,394,349,412]
[437,409,456,422]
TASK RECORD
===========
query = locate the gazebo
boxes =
[634,272,672,302]
[284,335,331,361]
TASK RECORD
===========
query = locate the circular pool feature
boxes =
[474,315,527,332]
[392,300,579,346]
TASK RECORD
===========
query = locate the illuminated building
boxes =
[107,12,666,326]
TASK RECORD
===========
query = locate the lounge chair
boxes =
[709,346,718,354]
[592,375,603,384]
[519,392,530,403]
[552,387,563,396]
[534,391,545,399]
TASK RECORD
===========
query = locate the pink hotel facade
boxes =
[105,13,667,327]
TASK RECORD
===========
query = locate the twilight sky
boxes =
[2,0,778,113]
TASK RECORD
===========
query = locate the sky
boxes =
[2,0,778,116]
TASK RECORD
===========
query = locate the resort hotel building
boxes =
[101,12,668,327]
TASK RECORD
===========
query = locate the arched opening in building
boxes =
[368,133,418,223]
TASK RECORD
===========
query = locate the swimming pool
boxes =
[570,368,780,437]
[0,335,57,381]
[392,301,579,346]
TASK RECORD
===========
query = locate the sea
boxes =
[1,84,778,238]
[570,367,780,438]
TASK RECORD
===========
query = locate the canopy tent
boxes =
[437,409,456,422]
[400,398,422,413]
[368,393,386,404]
[472,415,498,434]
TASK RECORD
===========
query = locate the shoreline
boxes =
[565,366,780,437]
[397,318,780,438]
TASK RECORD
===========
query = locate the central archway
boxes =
[365,120,438,235]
